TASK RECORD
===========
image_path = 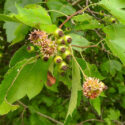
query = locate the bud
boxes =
[83,77,107,99]
[54,28,64,37]
[64,35,72,44]
[59,61,68,71]
[62,50,71,61]
[58,45,67,53]
[54,56,62,64]
[27,46,35,53]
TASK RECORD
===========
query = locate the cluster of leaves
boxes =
[0,0,125,125]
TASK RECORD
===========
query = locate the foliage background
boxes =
[0,0,125,125]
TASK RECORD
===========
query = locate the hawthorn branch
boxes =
[72,44,98,49]
[59,3,98,28]
[17,101,64,125]
[77,119,104,125]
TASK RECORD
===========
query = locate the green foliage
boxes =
[1,0,125,124]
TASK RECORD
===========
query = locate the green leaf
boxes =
[99,0,125,24]
[84,63,105,80]
[0,14,19,22]
[0,100,19,115]
[11,24,30,45]
[108,109,120,120]
[4,0,43,13]
[3,22,20,42]
[10,45,36,67]
[90,97,101,116]
[0,58,52,104]
[65,59,81,120]
[15,4,52,28]
[103,24,125,65]
[47,0,76,22]
[100,60,122,76]
[69,33,90,52]
[73,13,102,30]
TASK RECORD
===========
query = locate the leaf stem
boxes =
[70,46,87,79]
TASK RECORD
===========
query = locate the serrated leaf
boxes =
[0,58,52,104]
[84,63,105,80]
[47,0,76,22]
[73,13,102,30]
[0,100,19,115]
[4,0,43,13]
[65,59,81,121]
[15,4,52,27]
[103,24,125,65]
[90,97,101,116]
[99,0,125,24]
[10,45,36,67]
[69,33,90,52]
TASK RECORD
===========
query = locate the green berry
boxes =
[62,50,71,61]
[54,28,64,37]
[59,61,68,71]
[43,55,49,61]
[110,17,116,23]
[100,10,104,16]
[58,45,67,53]
[57,38,65,44]
[27,46,35,53]
[54,56,62,64]
[64,35,72,44]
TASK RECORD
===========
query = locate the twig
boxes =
[77,119,104,125]
[70,45,87,79]
[17,101,64,125]
[72,0,82,6]
[59,3,98,28]
[72,44,98,49]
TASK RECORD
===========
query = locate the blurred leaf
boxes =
[65,59,81,121]
[3,22,19,42]
[4,0,43,13]
[108,109,120,120]
[69,33,90,52]
[11,24,30,45]
[84,63,105,80]
[100,60,122,76]
[47,0,76,22]
[10,45,36,67]
[0,100,19,115]
[99,0,125,24]
[103,24,125,65]
[73,13,102,30]
[90,97,101,116]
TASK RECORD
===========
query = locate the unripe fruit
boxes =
[54,56,62,64]
[59,61,68,71]
[58,45,67,53]
[64,35,72,44]
[27,46,35,53]
[43,55,49,61]
[54,28,64,37]
[62,50,72,61]
[57,38,65,44]
[99,10,104,16]
[110,17,116,23]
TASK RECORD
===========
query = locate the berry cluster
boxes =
[83,77,107,99]
[28,28,72,75]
